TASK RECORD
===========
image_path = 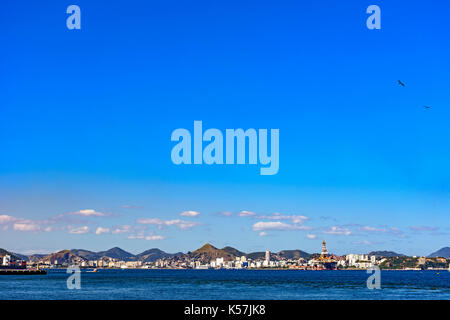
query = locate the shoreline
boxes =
[40,267,449,271]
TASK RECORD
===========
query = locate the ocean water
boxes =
[0,269,449,300]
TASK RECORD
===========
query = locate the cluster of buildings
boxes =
[342,254,381,269]
[148,241,383,270]
[39,257,143,269]
[159,253,285,270]
[11,240,448,271]
[29,240,384,270]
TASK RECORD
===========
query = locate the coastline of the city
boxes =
[2,240,449,272]
[2,240,450,300]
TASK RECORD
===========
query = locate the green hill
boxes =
[277,249,311,259]
[368,251,406,257]
[136,248,182,262]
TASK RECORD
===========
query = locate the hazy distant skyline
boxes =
[1,0,450,256]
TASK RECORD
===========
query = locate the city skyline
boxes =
[2,0,450,256]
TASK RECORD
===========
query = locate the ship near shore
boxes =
[309,240,338,270]
[0,254,46,275]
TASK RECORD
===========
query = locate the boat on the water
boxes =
[0,254,46,275]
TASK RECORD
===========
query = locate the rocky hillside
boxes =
[188,243,236,263]
[42,250,87,264]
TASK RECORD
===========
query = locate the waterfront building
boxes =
[2,255,11,266]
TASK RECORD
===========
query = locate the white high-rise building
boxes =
[265,250,271,261]
[216,257,224,265]
[2,254,11,266]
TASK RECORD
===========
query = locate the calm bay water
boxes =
[1,269,449,300]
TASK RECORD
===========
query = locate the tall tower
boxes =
[321,240,328,257]
[265,250,271,261]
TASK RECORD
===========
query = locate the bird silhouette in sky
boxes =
[396,80,432,110]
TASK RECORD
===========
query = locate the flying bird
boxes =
[424,105,431,109]
[398,80,405,87]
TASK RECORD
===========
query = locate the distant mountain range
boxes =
[69,247,135,261]
[136,248,183,262]
[0,243,311,265]
[368,251,406,257]
[428,247,450,259]
[278,249,311,260]
[1,245,448,264]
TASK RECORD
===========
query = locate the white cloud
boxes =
[358,225,405,237]
[137,218,199,230]
[68,226,90,234]
[127,233,144,239]
[95,227,110,235]
[253,221,292,231]
[112,225,132,234]
[71,209,105,217]
[0,215,17,224]
[258,231,268,237]
[256,213,309,224]
[145,235,165,240]
[306,234,317,239]
[252,221,310,231]
[238,210,256,217]
[409,226,438,232]
[13,222,40,232]
[127,232,165,240]
[359,226,387,233]
[2,215,53,232]
[323,226,351,236]
[218,211,233,217]
[352,240,373,245]
[387,227,404,237]
[179,210,200,217]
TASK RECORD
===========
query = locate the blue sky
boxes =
[1,0,449,256]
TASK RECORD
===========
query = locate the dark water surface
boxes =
[1,269,449,300]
